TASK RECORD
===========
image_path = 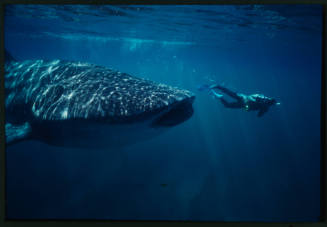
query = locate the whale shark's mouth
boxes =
[151,96,195,127]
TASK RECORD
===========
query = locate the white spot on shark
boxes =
[67,92,74,100]
[61,108,68,119]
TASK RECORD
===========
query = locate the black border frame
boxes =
[0,1,326,227]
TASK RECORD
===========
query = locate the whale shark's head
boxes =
[150,94,195,128]
[10,61,196,148]
[86,78,196,130]
[98,80,196,129]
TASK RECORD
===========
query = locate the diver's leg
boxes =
[220,98,242,109]
[210,85,241,101]
[210,89,223,99]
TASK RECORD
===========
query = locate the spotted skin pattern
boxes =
[5,60,194,125]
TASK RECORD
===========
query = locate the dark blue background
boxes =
[4,5,322,221]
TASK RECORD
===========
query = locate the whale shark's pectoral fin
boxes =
[5,122,32,145]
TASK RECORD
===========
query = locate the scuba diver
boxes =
[198,84,280,117]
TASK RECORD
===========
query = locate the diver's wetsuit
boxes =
[210,85,278,117]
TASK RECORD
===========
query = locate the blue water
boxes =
[4,5,322,221]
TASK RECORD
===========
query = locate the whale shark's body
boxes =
[5,55,195,149]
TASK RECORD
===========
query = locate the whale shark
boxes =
[4,52,195,149]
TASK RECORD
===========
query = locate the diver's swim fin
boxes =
[197,84,223,99]
[210,90,223,99]
[5,122,32,146]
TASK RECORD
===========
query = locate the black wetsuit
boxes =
[211,85,277,117]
